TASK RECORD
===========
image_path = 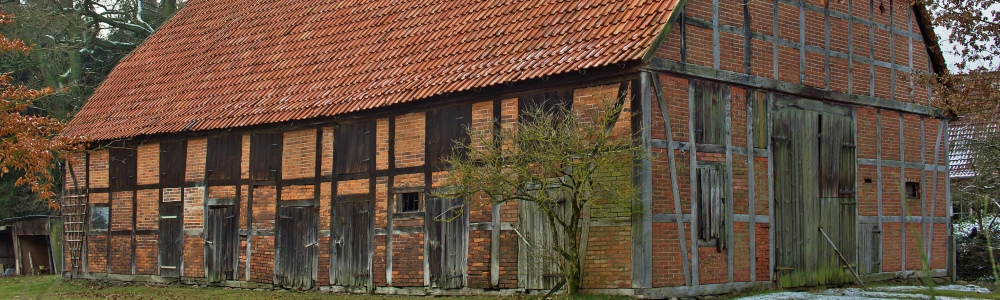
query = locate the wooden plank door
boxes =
[205,203,238,283]
[426,196,468,289]
[158,202,183,278]
[517,200,567,290]
[330,197,371,287]
[772,96,857,287]
[275,203,318,289]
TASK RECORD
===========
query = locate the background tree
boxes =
[435,99,642,295]
[0,0,177,217]
[0,11,83,209]
[917,0,1000,282]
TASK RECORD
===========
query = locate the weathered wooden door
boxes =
[330,196,371,287]
[772,96,856,287]
[275,203,318,289]
[518,200,567,290]
[205,200,238,283]
[158,202,183,278]
[426,197,468,289]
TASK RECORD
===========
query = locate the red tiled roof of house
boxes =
[65,0,681,141]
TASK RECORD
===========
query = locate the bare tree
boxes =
[435,98,642,295]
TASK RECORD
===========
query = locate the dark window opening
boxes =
[90,205,109,231]
[905,182,920,199]
[692,80,728,145]
[397,192,422,213]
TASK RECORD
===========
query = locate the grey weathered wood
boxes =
[876,110,884,274]
[205,204,238,283]
[929,120,944,261]
[899,113,906,271]
[578,203,591,284]
[724,81,735,283]
[773,0,924,40]
[868,0,875,98]
[889,2,896,102]
[945,119,955,280]
[490,203,500,287]
[712,0,720,69]
[652,73,691,285]
[799,0,806,84]
[688,80,701,286]
[386,119,394,286]
[426,196,469,289]
[919,117,927,268]
[772,0,779,80]
[824,1,831,90]
[857,158,948,171]
[630,72,653,289]
[275,204,318,289]
[518,200,567,290]
[747,90,759,283]
[847,0,854,94]
[767,92,775,282]
[643,59,946,117]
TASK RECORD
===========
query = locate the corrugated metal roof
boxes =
[64,0,681,141]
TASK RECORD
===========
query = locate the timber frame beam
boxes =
[642,58,946,118]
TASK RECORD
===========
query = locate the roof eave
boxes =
[641,0,688,63]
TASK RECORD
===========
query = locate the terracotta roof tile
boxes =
[66,0,680,141]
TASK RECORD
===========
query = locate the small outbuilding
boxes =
[0,216,63,276]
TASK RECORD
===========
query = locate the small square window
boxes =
[397,192,422,213]
[905,182,920,199]
[90,205,109,231]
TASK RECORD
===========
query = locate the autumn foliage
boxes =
[0,12,83,206]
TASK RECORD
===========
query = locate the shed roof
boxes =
[65,0,682,141]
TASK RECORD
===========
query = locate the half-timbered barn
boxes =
[60,0,951,297]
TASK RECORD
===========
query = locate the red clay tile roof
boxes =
[65,0,681,141]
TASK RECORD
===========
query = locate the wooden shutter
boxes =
[426,103,472,166]
[159,140,187,186]
[697,164,726,251]
[693,80,727,145]
[206,133,242,181]
[250,132,282,181]
[109,146,137,190]
[334,121,372,174]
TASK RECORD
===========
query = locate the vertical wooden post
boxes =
[919,117,928,268]
[876,110,884,272]
[847,0,855,93]
[929,120,943,261]
[725,86,735,283]
[899,113,906,271]
[386,118,395,286]
[741,0,757,283]
[712,0,720,69]
[945,119,954,280]
[688,80,701,286]
[631,73,653,289]
[798,0,806,84]
[772,0,780,80]
[490,100,501,288]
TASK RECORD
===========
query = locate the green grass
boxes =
[0,275,492,299]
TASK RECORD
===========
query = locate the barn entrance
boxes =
[204,199,238,283]
[518,200,569,290]
[771,95,857,288]
[425,196,468,289]
[158,202,183,278]
[274,202,318,289]
[330,195,372,288]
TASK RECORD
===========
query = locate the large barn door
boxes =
[275,202,318,289]
[426,196,468,289]
[330,196,371,287]
[518,200,567,290]
[772,96,856,287]
[158,202,183,278]
[205,200,238,283]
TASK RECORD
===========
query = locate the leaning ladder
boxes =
[62,194,87,277]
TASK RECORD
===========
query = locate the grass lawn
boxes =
[0,275,485,299]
